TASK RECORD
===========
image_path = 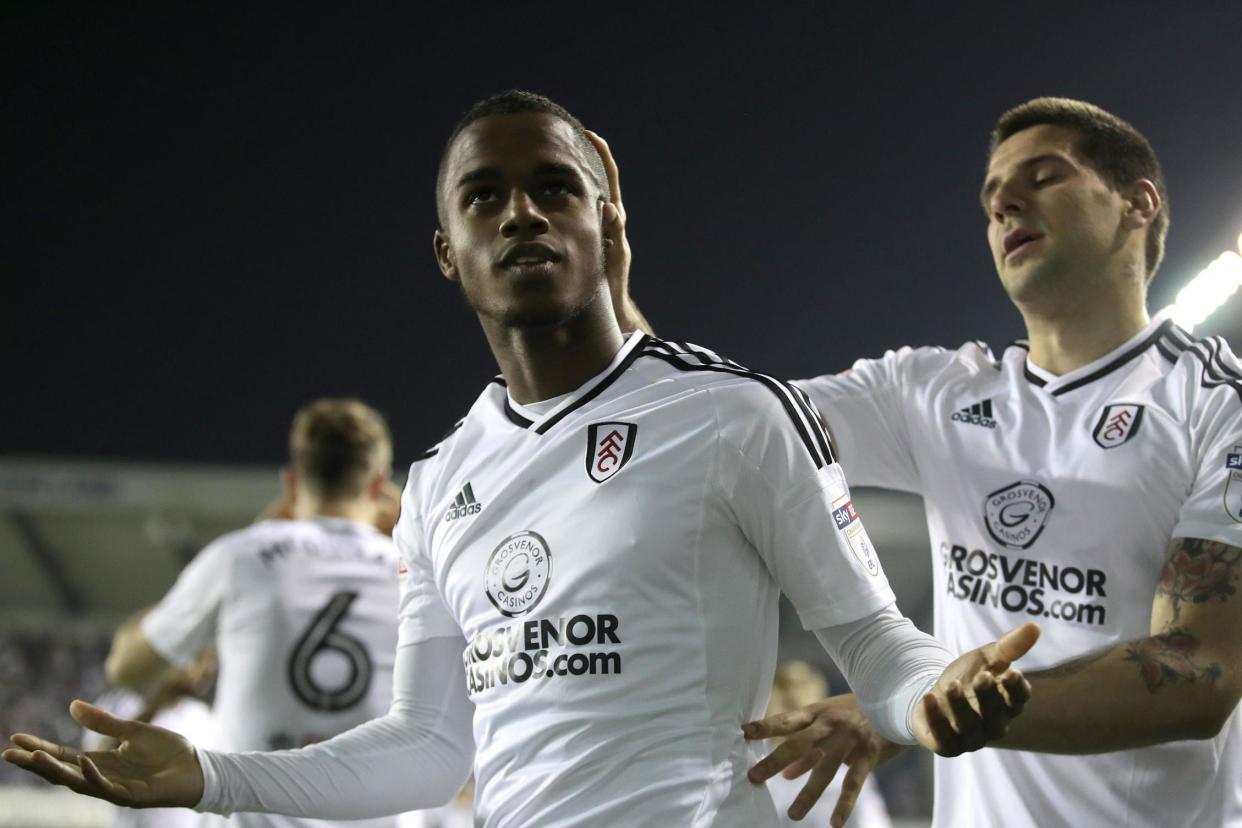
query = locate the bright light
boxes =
[1163,231,1242,332]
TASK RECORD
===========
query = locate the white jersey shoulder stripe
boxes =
[640,338,836,469]
[1162,327,1242,403]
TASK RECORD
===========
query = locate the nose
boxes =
[989,178,1026,224]
[500,189,549,239]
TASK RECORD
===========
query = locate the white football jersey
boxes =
[394,332,895,828]
[144,517,401,828]
[796,311,1242,828]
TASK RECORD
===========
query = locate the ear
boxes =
[1122,178,1161,230]
[434,229,459,282]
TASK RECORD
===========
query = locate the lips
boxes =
[1003,227,1044,258]
[498,242,562,268]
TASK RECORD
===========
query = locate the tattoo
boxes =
[1123,628,1223,693]
[1156,538,1241,621]
[1033,647,1111,680]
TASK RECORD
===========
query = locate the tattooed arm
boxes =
[995,537,1242,753]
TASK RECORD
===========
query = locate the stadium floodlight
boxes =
[1164,231,1242,332]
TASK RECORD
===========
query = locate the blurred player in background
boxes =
[765,662,891,828]
[102,398,408,828]
[5,91,1038,828]
[606,97,1242,827]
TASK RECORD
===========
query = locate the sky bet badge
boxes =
[831,495,880,576]
[1224,447,1242,523]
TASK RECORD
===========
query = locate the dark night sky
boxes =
[7,4,1242,467]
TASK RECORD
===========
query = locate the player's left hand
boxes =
[912,621,1039,756]
[743,693,902,826]
[583,130,637,331]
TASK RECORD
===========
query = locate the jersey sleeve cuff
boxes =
[795,584,897,631]
[139,613,196,669]
[1169,522,1242,549]
[193,747,233,816]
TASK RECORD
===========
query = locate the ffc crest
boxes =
[586,422,637,484]
[1091,403,1145,449]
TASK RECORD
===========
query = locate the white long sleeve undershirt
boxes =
[196,636,474,819]
[814,602,950,744]
[195,604,946,819]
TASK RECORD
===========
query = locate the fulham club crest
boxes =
[586,422,637,484]
[1092,403,1145,449]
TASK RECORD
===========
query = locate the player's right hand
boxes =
[3,699,204,809]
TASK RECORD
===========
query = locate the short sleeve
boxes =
[1172,387,1242,547]
[141,541,230,667]
[794,347,931,492]
[394,474,461,646]
[714,382,897,629]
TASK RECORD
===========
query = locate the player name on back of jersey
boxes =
[257,534,392,568]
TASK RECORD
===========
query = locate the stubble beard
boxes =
[469,243,609,330]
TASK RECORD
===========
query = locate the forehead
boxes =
[444,112,589,183]
[986,123,1082,177]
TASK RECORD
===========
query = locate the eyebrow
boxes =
[979,153,1069,204]
[455,162,585,190]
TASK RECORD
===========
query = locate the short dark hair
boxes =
[289,398,392,501]
[435,90,608,228]
[990,97,1169,280]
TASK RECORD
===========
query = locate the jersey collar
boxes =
[501,331,649,434]
[1021,308,1174,396]
[309,516,381,536]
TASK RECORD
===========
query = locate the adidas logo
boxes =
[951,399,998,429]
[444,482,483,522]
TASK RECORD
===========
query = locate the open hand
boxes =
[913,622,1039,756]
[3,699,204,808]
[742,693,899,826]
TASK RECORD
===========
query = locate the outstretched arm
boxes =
[997,536,1242,753]
[5,635,474,818]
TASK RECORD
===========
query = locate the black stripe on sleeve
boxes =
[1207,336,1242,381]
[641,341,834,469]
[415,419,465,462]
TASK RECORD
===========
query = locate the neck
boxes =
[291,497,375,525]
[482,290,627,404]
[1019,284,1149,376]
